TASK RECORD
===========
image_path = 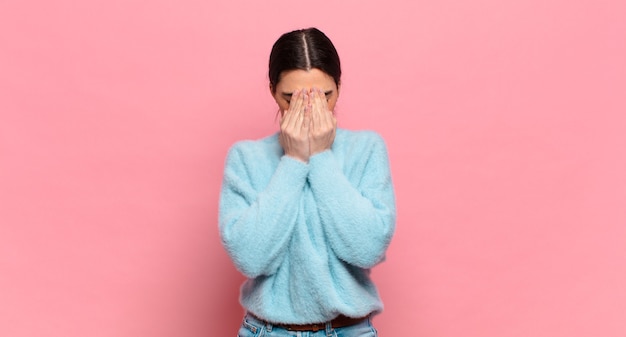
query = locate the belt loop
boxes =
[265,321,273,333]
[325,320,333,337]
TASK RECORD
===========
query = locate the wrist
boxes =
[284,153,309,163]
[309,148,330,157]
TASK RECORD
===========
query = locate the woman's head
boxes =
[269,28,341,113]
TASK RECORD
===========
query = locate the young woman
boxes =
[219,27,396,337]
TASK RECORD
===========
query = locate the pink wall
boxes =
[1,0,625,336]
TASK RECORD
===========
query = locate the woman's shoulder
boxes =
[338,127,383,139]
[226,133,282,161]
[230,133,278,148]
[336,128,387,149]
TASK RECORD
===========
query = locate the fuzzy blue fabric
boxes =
[219,128,396,324]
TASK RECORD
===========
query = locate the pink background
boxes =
[1,0,625,336]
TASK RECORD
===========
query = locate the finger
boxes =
[280,99,295,129]
[311,88,330,129]
[291,95,307,133]
[301,88,310,113]
[318,88,331,118]
[310,88,322,131]
[304,89,313,123]
[290,89,305,114]
[301,105,311,131]
[286,90,304,130]
[301,100,313,131]
[321,88,330,110]
[292,90,309,132]
[297,89,311,132]
[313,87,328,111]
[301,115,311,145]
[314,87,325,109]
[281,89,298,124]
[309,102,317,132]
[324,94,336,129]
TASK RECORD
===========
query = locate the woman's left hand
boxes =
[309,87,336,155]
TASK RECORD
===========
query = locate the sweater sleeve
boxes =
[219,143,309,278]
[307,133,396,269]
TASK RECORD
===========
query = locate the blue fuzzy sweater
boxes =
[218,128,396,324]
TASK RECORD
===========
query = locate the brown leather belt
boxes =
[251,313,368,332]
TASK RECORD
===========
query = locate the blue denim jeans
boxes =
[237,313,378,337]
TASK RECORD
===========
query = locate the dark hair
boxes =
[269,27,341,92]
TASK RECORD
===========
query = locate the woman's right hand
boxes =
[279,89,311,162]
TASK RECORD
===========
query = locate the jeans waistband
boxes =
[245,312,371,333]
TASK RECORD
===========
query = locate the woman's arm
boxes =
[219,144,309,278]
[307,133,396,269]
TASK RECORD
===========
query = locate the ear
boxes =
[269,83,276,96]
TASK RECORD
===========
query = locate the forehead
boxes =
[277,68,337,91]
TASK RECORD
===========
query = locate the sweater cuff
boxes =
[271,155,309,190]
[308,150,339,181]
